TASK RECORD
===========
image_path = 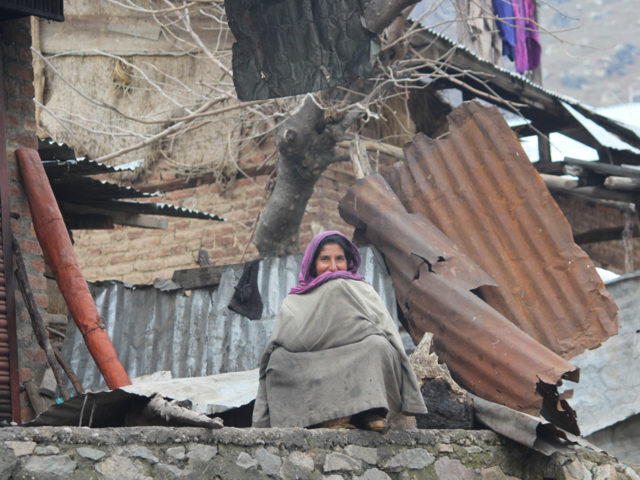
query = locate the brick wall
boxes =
[1,17,49,422]
[555,194,636,274]
[72,140,360,284]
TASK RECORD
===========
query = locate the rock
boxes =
[344,445,377,465]
[625,468,640,480]
[281,451,315,480]
[154,463,186,479]
[0,444,17,480]
[237,452,258,470]
[354,469,393,480]
[95,455,147,480]
[465,446,482,454]
[127,446,160,464]
[324,453,363,473]
[439,445,455,453]
[166,446,186,461]
[34,445,60,455]
[593,466,617,480]
[186,444,218,463]
[24,455,77,477]
[563,460,593,480]
[255,447,282,476]
[481,466,507,480]
[4,441,36,456]
[434,458,474,480]
[324,476,344,480]
[383,449,435,472]
[77,447,107,461]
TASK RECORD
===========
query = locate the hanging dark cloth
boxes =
[492,0,516,61]
[228,259,263,320]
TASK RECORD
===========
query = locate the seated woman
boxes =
[252,231,427,431]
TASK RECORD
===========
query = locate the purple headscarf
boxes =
[289,231,366,295]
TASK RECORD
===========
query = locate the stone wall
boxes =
[71,141,359,284]
[0,426,636,480]
[555,195,637,274]
[1,18,49,423]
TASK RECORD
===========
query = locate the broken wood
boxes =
[540,173,578,190]
[172,263,244,290]
[623,206,635,274]
[52,345,84,395]
[39,367,57,398]
[24,380,55,416]
[409,332,474,429]
[604,176,640,192]
[574,225,640,245]
[142,393,223,429]
[13,234,70,401]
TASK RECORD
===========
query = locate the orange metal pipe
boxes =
[16,149,131,390]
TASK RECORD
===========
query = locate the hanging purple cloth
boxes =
[512,0,541,73]
[289,231,366,295]
[492,0,516,62]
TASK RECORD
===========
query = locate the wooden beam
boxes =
[172,263,245,290]
[538,135,551,163]
[540,173,578,190]
[604,176,640,192]
[623,206,635,274]
[574,225,640,245]
[60,203,168,230]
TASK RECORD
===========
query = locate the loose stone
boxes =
[354,469,393,480]
[186,444,218,463]
[126,445,160,464]
[482,466,508,480]
[593,465,618,480]
[324,452,363,473]
[34,445,60,455]
[155,462,186,479]
[4,441,36,456]
[435,458,475,480]
[95,455,144,480]
[625,468,640,480]
[344,445,378,465]
[166,446,186,461]
[255,447,282,476]
[563,460,593,480]
[24,455,77,477]
[77,447,107,461]
[383,448,435,472]
[237,451,259,469]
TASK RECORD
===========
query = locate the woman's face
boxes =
[314,243,348,277]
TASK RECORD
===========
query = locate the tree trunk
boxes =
[254,97,351,257]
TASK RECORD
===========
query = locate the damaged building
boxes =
[2,0,640,478]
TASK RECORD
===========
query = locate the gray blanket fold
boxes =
[252,278,427,428]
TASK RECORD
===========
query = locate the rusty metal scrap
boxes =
[384,101,618,360]
[339,173,580,433]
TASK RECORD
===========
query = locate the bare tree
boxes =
[34,0,576,258]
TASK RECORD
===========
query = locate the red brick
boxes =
[25,348,46,363]
[22,83,35,98]
[27,274,46,291]
[4,113,20,128]
[161,172,177,181]
[217,235,233,247]
[8,133,38,150]
[8,98,35,112]
[21,407,36,423]
[165,189,194,201]
[175,220,190,230]
[31,258,44,273]
[34,293,48,309]
[19,239,42,255]
[19,367,33,382]
[111,254,125,264]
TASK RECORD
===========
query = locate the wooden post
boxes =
[623,205,635,274]
[538,135,551,163]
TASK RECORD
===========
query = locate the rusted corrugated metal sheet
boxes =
[339,173,580,434]
[384,101,618,360]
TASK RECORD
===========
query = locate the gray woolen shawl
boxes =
[252,278,427,428]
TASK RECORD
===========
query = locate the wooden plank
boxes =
[604,176,640,192]
[540,173,578,190]
[533,161,565,175]
[564,158,640,180]
[172,263,244,290]
[538,135,551,163]
[24,380,55,416]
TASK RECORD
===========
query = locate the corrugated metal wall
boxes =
[61,246,399,392]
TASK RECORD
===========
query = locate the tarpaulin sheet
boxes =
[226,0,379,100]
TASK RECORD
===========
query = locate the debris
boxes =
[39,367,57,398]
[226,0,379,100]
[140,393,223,430]
[17,148,131,390]
[228,259,263,320]
[339,172,580,433]
[384,101,618,359]
[197,249,212,268]
[23,380,54,416]
[409,333,474,430]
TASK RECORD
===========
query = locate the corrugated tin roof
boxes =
[339,173,580,433]
[384,100,619,360]
[61,247,398,392]
[570,271,640,436]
